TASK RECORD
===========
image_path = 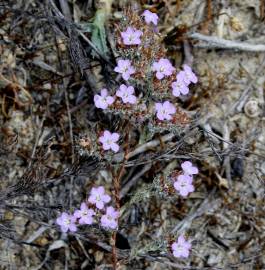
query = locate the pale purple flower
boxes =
[73,203,95,225]
[181,161,198,175]
[152,58,175,80]
[171,235,192,258]
[99,130,120,153]
[114,59,135,81]
[56,212,77,233]
[116,84,137,104]
[172,73,189,97]
[94,89,114,110]
[121,27,143,45]
[88,186,111,210]
[142,10,159,25]
[155,101,176,121]
[174,174,194,197]
[101,206,119,230]
[178,65,198,86]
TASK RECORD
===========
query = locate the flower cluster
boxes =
[154,160,198,200]
[94,89,114,110]
[116,84,137,104]
[173,161,198,197]
[172,65,198,97]
[142,10,159,25]
[153,63,198,122]
[93,9,199,127]
[155,101,176,121]
[56,212,77,233]
[171,235,192,258]
[114,59,135,81]
[94,65,137,110]
[152,58,175,80]
[56,186,119,232]
[88,186,111,209]
[99,130,120,153]
[76,130,121,159]
[121,27,143,45]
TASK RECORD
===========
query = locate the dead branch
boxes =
[189,32,265,52]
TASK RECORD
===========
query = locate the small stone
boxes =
[244,99,260,118]
[230,17,244,32]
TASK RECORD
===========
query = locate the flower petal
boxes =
[111,143,119,153]
[128,95,137,104]
[61,225,69,232]
[156,72,164,80]
[106,96,114,105]
[122,72,130,81]
[103,130,111,137]
[69,224,77,232]
[97,186,105,195]
[101,88,108,97]
[96,201,104,210]
[111,133,120,142]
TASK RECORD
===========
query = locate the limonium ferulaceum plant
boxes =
[56,7,200,261]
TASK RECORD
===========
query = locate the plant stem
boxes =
[111,124,130,269]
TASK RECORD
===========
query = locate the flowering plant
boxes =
[56,7,199,265]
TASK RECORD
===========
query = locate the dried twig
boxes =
[58,0,71,21]
[189,32,265,52]
[126,133,176,160]
[222,122,231,184]
[120,164,152,199]
[183,40,194,67]
[28,114,46,167]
